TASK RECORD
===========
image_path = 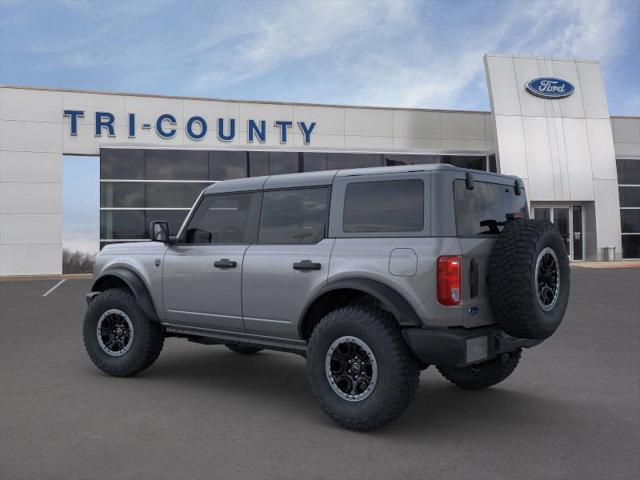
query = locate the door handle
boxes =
[293,260,321,271]
[214,258,237,269]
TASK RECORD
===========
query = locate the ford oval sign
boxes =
[526,77,575,99]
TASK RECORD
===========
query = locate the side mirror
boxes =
[150,221,170,243]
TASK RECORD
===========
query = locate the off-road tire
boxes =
[489,219,570,340]
[306,304,420,431]
[83,288,164,377]
[226,344,263,355]
[437,349,522,390]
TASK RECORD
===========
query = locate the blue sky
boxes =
[1,0,639,253]
[1,0,638,113]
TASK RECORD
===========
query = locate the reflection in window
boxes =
[442,155,486,171]
[146,183,210,208]
[303,152,327,172]
[259,188,329,244]
[343,180,424,233]
[100,149,145,179]
[184,193,259,244]
[100,210,146,239]
[269,152,299,175]
[209,151,247,180]
[617,159,640,185]
[619,187,640,207]
[146,150,208,180]
[327,153,382,170]
[621,210,640,233]
[384,154,439,166]
[622,235,640,258]
[100,183,145,208]
[249,151,269,177]
[488,154,497,173]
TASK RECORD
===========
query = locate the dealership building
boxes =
[1,53,639,276]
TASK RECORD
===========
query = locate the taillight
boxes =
[437,256,461,306]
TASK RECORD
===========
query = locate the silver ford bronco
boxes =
[83,164,570,430]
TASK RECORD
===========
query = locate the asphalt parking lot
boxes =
[1,267,639,480]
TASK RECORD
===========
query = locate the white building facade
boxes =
[1,54,639,275]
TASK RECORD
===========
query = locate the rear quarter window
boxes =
[343,179,424,233]
[454,180,528,236]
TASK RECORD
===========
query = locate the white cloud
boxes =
[12,0,636,112]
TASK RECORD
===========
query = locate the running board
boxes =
[163,323,307,356]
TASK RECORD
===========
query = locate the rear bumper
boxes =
[403,326,542,368]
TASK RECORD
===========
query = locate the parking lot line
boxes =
[42,279,66,297]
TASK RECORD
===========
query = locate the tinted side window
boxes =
[259,188,330,244]
[343,180,424,233]
[183,193,259,244]
[454,180,528,236]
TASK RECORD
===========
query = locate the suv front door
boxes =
[162,192,260,332]
[242,187,333,339]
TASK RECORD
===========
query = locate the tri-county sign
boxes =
[63,110,317,144]
[525,77,575,99]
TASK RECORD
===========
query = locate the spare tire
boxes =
[488,219,570,340]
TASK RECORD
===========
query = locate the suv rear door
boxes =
[242,186,333,339]
[452,174,529,327]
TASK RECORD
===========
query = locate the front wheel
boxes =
[83,288,164,377]
[306,305,420,431]
[437,349,522,390]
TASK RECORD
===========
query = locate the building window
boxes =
[269,152,300,175]
[621,236,640,259]
[616,158,640,258]
[442,155,486,171]
[619,186,640,207]
[100,210,146,239]
[100,149,145,179]
[259,188,329,244]
[488,154,497,173]
[327,153,382,170]
[248,151,269,177]
[384,154,439,166]
[145,182,211,208]
[100,182,145,208]
[146,150,208,180]
[209,151,247,180]
[343,180,424,233]
[617,158,640,185]
[302,152,327,172]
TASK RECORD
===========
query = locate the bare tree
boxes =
[62,248,95,274]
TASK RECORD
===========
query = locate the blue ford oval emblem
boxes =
[526,77,575,99]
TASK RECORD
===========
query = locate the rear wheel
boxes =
[83,288,164,377]
[437,349,521,390]
[226,344,263,355]
[306,304,420,431]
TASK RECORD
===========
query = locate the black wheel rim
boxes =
[535,247,560,312]
[325,336,378,402]
[96,309,134,357]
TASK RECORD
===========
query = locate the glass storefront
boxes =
[616,158,640,258]
[99,149,494,248]
[532,205,584,260]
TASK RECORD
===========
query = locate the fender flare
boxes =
[91,267,159,321]
[299,278,422,335]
